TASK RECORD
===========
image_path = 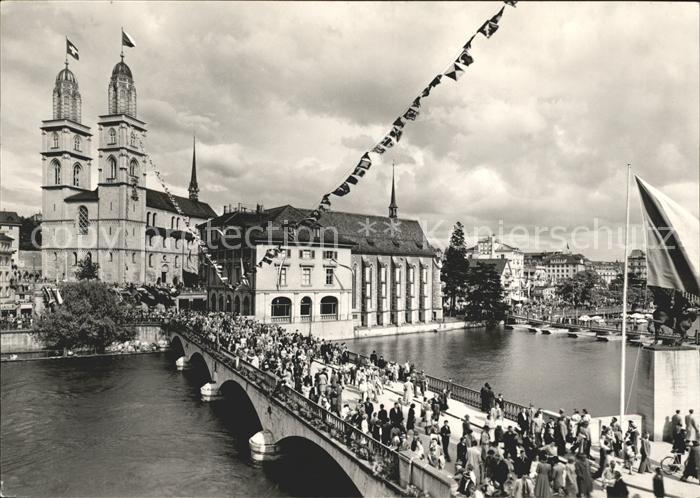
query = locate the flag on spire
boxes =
[66,38,79,60]
[635,175,700,295]
[122,29,136,48]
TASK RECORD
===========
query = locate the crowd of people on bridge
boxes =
[159,310,698,497]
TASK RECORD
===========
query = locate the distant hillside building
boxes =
[628,249,647,280]
[591,260,623,286]
[40,54,216,284]
[466,235,525,302]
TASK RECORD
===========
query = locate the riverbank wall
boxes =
[329,318,479,342]
[1,324,167,354]
[2,318,479,353]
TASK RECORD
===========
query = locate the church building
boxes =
[40,53,216,284]
[202,169,443,340]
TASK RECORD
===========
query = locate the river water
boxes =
[1,353,361,498]
[349,325,640,417]
[1,327,639,496]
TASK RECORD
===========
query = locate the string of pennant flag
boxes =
[141,0,517,295]
[300,0,515,228]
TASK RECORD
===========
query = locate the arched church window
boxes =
[52,160,61,185]
[72,252,78,265]
[78,206,90,235]
[108,252,113,262]
[52,132,59,149]
[171,217,175,229]
[146,212,151,226]
[74,136,81,152]
[108,156,117,180]
[152,213,157,226]
[129,159,138,177]
[149,254,154,267]
[174,256,179,268]
[73,163,81,187]
[108,128,116,145]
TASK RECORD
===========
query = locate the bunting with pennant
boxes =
[478,7,505,38]
[137,1,518,298]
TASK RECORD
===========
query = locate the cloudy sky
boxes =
[1,1,698,260]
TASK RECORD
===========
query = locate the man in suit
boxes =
[671,409,684,437]
[440,420,452,462]
[685,409,698,442]
[377,404,388,424]
[517,407,530,435]
[389,401,404,428]
[555,413,569,456]
[502,426,518,460]
[681,440,700,482]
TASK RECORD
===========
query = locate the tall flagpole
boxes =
[620,163,632,427]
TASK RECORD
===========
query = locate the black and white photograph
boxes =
[0,2,698,497]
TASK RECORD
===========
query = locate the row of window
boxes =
[53,250,188,268]
[147,234,189,250]
[273,249,338,260]
[146,213,182,229]
[211,294,252,314]
[50,157,139,186]
[276,267,335,287]
[270,296,338,318]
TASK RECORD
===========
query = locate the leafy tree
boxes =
[609,272,646,308]
[441,222,469,316]
[463,262,509,323]
[75,254,100,280]
[556,270,604,308]
[33,280,135,353]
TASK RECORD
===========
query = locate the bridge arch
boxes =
[273,436,362,497]
[170,334,185,358]
[218,380,264,442]
[188,351,213,384]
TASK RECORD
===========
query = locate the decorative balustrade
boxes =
[167,325,401,488]
[345,350,557,424]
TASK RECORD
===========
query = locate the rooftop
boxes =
[0,211,22,226]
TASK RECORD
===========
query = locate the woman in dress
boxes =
[533,452,553,498]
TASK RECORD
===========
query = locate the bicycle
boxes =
[660,452,686,476]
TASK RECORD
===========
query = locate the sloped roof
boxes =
[466,236,520,252]
[629,249,646,259]
[146,189,216,219]
[305,209,434,257]
[206,204,436,256]
[469,258,508,275]
[543,253,587,265]
[65,189,99,203]
[0,211,22,226]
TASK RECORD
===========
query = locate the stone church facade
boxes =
[40,55,216,284]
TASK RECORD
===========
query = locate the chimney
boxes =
[223,205,228,214]
[490,234,496,259]
[256,203,264,214]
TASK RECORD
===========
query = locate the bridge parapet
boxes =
[165,325,453,498]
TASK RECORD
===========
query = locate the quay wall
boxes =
[0,324,167,353]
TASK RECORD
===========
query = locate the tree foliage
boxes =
[441,222,469,316]
[608,272,646,308]
[33,280,135,353]
[556,270,605,307]
[75,255,100,280]
[463,262,509,323]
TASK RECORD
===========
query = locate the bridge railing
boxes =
[167,325,402,488]
[345,351,557,424]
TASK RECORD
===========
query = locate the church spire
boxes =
[188,135,199,201]
[389,162,398,219]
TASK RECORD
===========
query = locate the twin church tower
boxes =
[40,51,216,284]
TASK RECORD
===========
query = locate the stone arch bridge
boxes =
[167,328,451,498]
